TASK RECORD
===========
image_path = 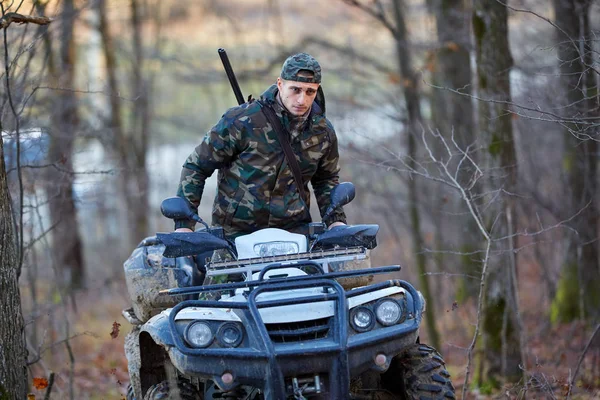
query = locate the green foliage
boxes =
[483,297,508,352]
[0,385,9,400]
[52,289,62,305]
[562,153,574,174]
[488,133,503,157]
[472,340,501,393]
[480,294,522,384]
[551,263,600,323]
[473,377,499,395]
[551,265,580,323]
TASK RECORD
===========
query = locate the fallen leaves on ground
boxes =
[32,377,48,390]
[110,321,121,339]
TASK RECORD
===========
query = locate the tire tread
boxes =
[399,343,456,400]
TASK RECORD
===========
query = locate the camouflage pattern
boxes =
[280,53,321,83]
[177,84,346,238]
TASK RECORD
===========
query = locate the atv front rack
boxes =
[205,246,367,277]
[161,265,399,297]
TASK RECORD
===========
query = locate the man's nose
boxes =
[297,92,306,104]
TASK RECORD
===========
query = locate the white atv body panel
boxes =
[173,307,242,322]
[235,228,307,259]
[222,283,405,324]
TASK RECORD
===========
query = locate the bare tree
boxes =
[342,0,441,350]
[391,0,441,351]
[44,0,85,289]
[128,0,164,243]
[427,0,481,302]
[0,130,27,400]
[473,0,524,385]
[129,0,150,243]
[551,0,599,323]
[0,6,51,399]
[96,0,159,248]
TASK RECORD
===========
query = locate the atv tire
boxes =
[126,384,135,400]
[143,379,202,400]
[395,343,455,400]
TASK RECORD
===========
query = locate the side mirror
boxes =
[322,182,355,221]
[160,197,210,230]
[160,197,197,220]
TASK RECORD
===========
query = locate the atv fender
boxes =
[127,311,177,399]
[140,310,175,347]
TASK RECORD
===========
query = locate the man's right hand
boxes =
[175,228,193,233]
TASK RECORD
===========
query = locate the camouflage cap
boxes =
[280,53,322,84]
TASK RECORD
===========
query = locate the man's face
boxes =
[276,77,320,116]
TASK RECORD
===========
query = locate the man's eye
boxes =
[307,90,316,95]
[293,88,301,93]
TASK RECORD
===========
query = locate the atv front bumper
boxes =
[166,279,422,399]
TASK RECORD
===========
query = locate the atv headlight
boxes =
[217,322,244,348]
[254,241,299,257]
[350,306,375,332]
[185,321,213,348]
[375,299,403,326]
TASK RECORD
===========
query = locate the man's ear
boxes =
[276,77,283,91]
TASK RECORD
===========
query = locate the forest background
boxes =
[1,0,600,398]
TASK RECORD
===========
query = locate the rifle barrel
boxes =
[218,48,245,105]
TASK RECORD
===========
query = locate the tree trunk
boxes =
[96,0,135,251]
[550,0,599,323]
[97,0,152,249]
[392,0,440,351]
[45,0,85,289]
[473,0,523,385]
[0,128,28,400]
[130,0,150,243]
[428,0,480,302]
[430,0,474,147]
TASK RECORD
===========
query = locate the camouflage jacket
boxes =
[177,84,346,238]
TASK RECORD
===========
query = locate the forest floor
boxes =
[23,278,600,400]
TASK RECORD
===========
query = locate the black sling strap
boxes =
[259,102,308,202]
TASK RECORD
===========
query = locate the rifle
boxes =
[218,48,245,106]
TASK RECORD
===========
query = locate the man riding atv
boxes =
[175,52,346,239]
[122,51,455,400]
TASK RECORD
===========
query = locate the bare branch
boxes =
[495,0,600,77]
[493,200,593,242]
[567,324,600,399]
[7,162,116,176]
[424,271,481,280]
[26,331,97,366]
[0,12,52,29]
[342,0,397,36]
[424,80,600,128]
[43,371,55,400]
[421,128,490,240]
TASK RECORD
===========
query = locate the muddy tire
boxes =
[143,379,202,400]
[396,343,455,400]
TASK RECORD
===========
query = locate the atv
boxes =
[122,182,455,399]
